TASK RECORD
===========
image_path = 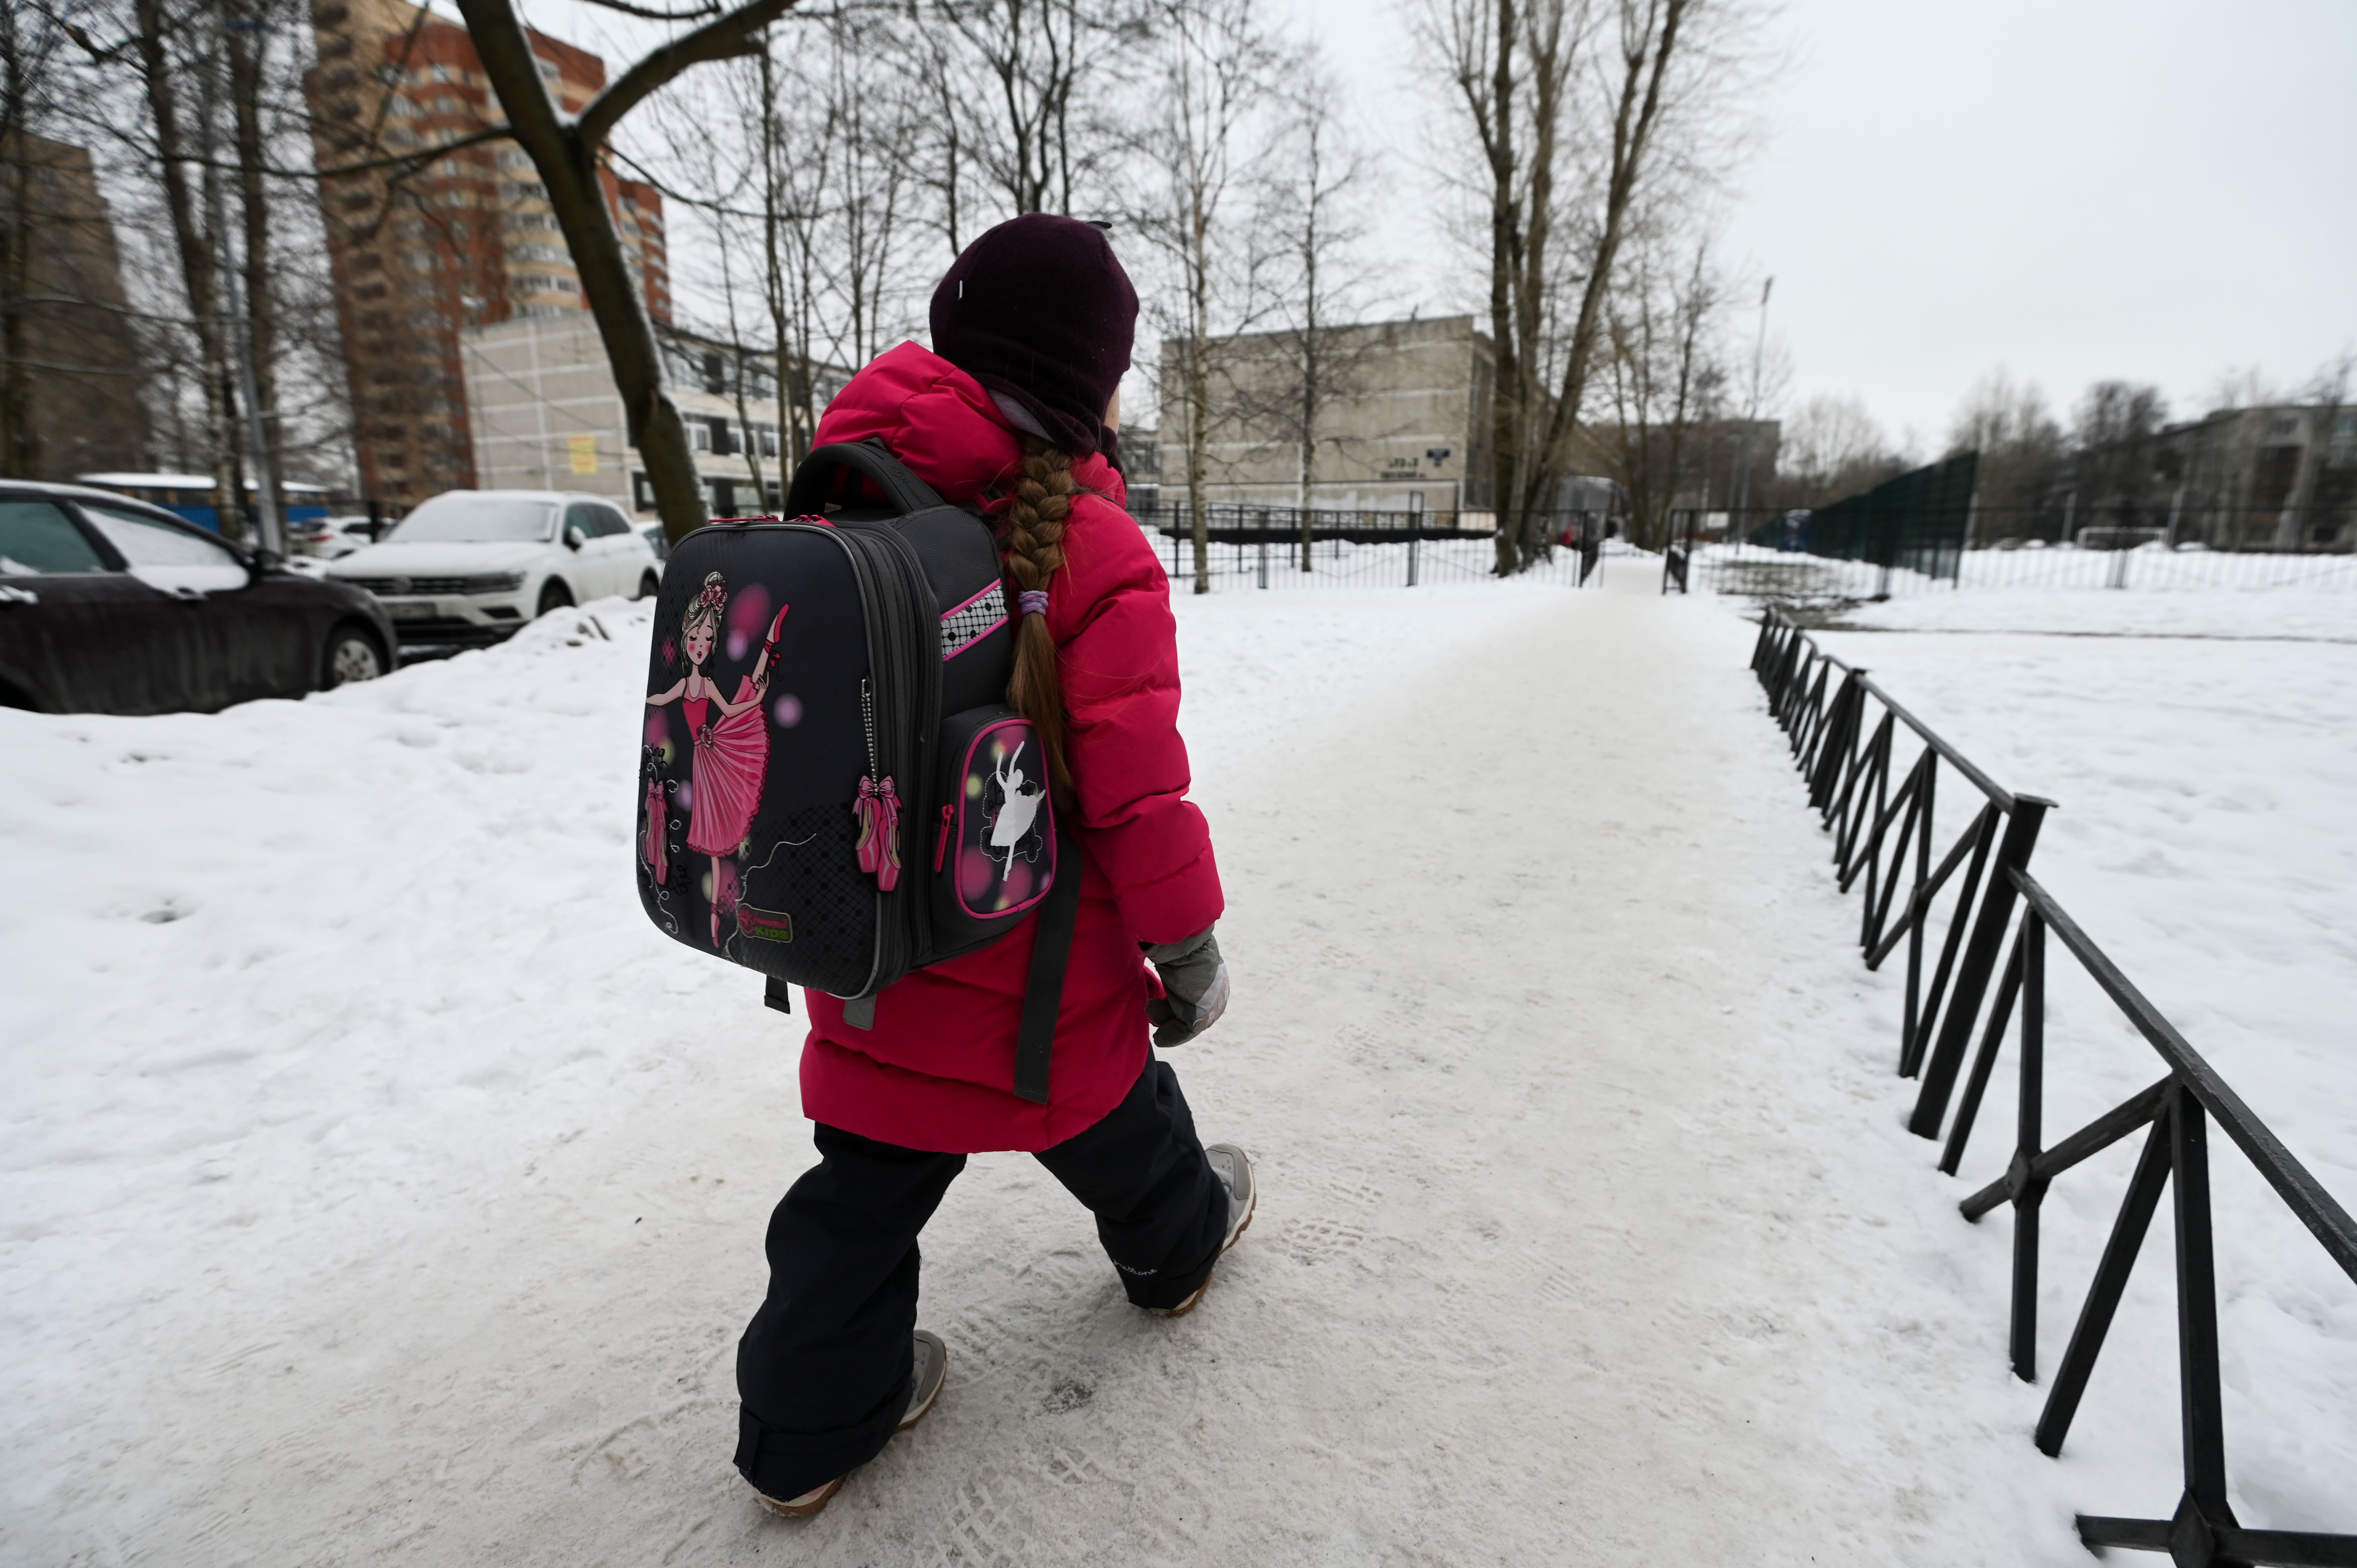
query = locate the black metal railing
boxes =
[1750,607,2357,1567]
[1134,505,1610,591]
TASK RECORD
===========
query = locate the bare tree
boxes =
[1777,393,1902,508]
[1947,367,2064,541]
[118,0,244,529]
[1424,0,1725,573]
[2069,379,2168,530]
[1422,0,1578,574]
[1254,64,1376,569]
[452,0,803,542]
[1598,234,1723,547]
[1522,0,1698,561]
[1133,0,1277,594]
[924,0,1138,221]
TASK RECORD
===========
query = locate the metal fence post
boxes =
[1908,796,2053,1139]
[1407,532,1419,587]
[1257,535,1269,589]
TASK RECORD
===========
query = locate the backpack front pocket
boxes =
[930,703,1056,957]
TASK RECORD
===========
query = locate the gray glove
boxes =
[1143,926,1230,1049]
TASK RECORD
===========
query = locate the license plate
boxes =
[387,602,435,620]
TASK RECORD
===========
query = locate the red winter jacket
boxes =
[795,342,1224,1152]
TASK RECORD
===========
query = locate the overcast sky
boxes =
[1286,0,2357,450]
[534,0,2355,447]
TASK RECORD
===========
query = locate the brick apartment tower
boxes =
[305,0,670,506]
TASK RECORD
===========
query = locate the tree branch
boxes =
[578,0,723,18]
[576,0,805,150]
[152,125,515,182]
[604,144,810,221]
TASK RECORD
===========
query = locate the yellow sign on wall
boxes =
[567,434,598,475]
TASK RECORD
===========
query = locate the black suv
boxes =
[0,480,397,715]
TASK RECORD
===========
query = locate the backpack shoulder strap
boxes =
[1011,821,1082,1105]
[784,437,947,516]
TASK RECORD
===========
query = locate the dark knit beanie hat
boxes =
[930,214,1137,459]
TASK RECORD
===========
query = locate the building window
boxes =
[633,471,655,510]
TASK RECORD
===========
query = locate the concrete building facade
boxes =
[463,313,850,520]
[305,0,669,507]
[1158,316,1495,521]
[2155,404,2357,551]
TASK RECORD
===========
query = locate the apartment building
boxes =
[464,312,850,520]
[1157,316,1495,519]
[305,0,668,507]
[2155,404,2357,551]
[0,132,148,478]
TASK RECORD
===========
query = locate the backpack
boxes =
[636,438,1075,1102]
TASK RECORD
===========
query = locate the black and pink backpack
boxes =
[636,440,1074,1100]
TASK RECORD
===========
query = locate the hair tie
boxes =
[1018,589,1049,618]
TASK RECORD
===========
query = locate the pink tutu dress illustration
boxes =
[646,570,789,947]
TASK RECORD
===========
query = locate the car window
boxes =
[79,504,249,593]
[591,504,630,537]
[566,501,627,538]
[0,500,107,574]
[389,494,556,543]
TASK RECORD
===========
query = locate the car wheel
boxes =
[536,579,574,616]
[322,624,386,689]
[636,569,660,599]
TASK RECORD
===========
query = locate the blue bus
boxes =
[75,472,334,534]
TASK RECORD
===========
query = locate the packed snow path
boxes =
[9,570,2249,1564]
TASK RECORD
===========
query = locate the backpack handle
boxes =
[784,437,947,517]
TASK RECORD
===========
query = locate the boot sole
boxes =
[759,1476,843,1519]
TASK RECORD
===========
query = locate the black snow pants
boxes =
[732,1057,1228,1502]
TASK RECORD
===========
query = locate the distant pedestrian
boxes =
[731,215,1249,1520]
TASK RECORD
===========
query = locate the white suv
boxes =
[325,490,661,646]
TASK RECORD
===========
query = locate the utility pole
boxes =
[1732,275,1772,531]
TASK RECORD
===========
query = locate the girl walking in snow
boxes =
[731,215,1247,1519]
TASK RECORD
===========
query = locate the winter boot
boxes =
[1153,1144,1255,1319]
[756,1329,948,1519]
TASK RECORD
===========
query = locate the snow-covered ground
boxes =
[1800,590,2357,1186]
[3,574,2349,1563]
[1790,584,2357,1550]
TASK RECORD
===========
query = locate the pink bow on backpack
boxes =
[854,774,901,891]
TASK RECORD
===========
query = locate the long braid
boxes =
[1003,438,1075,794]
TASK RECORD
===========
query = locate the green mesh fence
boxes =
[1751,452,1977,581]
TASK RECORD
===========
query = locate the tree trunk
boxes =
[1526,0,1689,536]
[757,38,797,474]
[0,8,37,476]
[1483,0,1518,576]
[133,0,241,534]
[454,0,773,544]
[226,4,284,526]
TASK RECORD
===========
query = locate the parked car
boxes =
[641,521,671,563]
[325,490,659,647]
[0,479,396,715]
[292,514,380,559]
